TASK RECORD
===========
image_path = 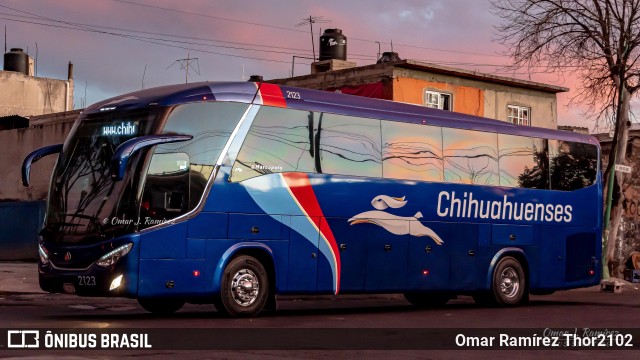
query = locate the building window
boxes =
[425,91,452,110]
[508,105,530,126]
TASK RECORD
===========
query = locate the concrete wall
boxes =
[0,70,73,117]
[0,110,79,201]
[392,68,558,129]
[600,135,640,276]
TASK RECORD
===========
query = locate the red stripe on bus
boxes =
[282,172,341,293]
[259,83,287,108]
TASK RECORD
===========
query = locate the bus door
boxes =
[137,152,208,296]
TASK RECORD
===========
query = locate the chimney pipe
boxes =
[67,61,73,80]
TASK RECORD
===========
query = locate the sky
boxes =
[0,0,623,131]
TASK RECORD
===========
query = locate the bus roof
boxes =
[84,81,598,146]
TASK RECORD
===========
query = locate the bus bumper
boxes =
[38,236,140,298]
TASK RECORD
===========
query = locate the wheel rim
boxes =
[230,268,260,306]
[499,267,520,299]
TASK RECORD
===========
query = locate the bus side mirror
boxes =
[111,134,193,181]
[22,144,63,187]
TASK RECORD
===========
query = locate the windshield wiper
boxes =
[63,213,105,234]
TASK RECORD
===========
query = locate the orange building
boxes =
[271,57,568,129]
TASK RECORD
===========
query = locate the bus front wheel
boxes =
[138,298,185,315]
[476,256,528,307]
[214,255,269,317]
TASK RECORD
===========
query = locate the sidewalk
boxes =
[0,261,43,294]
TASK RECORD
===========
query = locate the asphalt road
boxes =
[1,262,639,359]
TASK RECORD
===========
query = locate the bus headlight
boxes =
[96,243,133,268]
[38,243,49,265]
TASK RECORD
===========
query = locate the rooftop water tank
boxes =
[319,29,347,61]
[4,48,29,75]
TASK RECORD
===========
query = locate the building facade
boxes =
[271,58,568,129]
[0,48,73,118]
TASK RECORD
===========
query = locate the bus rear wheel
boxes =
[138,298,185,315]
[214,255,269,317]
[404,293,450,307]
[475,256,527,307]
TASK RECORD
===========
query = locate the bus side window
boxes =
[498,134,549,189]
[317,113,382,178]
[231,107,317,182]
[142,152,191,219]
[381,121,443,182]
[140,102,248,228]
[549,140,598,191]
[443,128,499,185]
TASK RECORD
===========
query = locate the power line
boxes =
[0,11,311,64]
[112,0,310,35]
[0,13,588,73]
[0,3,589,75]
[0,11,381,60]
[0,10,383,63]
[109,0,506,58]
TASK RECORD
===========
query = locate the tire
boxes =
[404,293,450,307]
[138,298,185,315]
[214,255,269,317]
[478,256,527,307]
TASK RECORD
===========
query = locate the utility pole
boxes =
[167,53,200,84]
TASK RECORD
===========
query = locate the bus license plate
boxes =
[77,275,96,286]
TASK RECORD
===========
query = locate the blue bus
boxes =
[23,81,602,317]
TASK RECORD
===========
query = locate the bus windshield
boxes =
[43,101,250,244]
[43,109,162,244]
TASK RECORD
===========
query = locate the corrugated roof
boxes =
[0,114,29,130]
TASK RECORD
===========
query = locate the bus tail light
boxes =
[38,243,49,265]
[589,257,597,276]
[96,243,133,268]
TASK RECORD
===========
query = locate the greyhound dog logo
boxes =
[348,195,444,245]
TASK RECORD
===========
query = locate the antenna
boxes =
[82,81,87,108]
[34,42,38,77]
[375,41,381,60]
[391,39,394,53]
[4,25,6,53]
[142,64,147,89]
[296,15,331,61]
[167,53,200,83]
